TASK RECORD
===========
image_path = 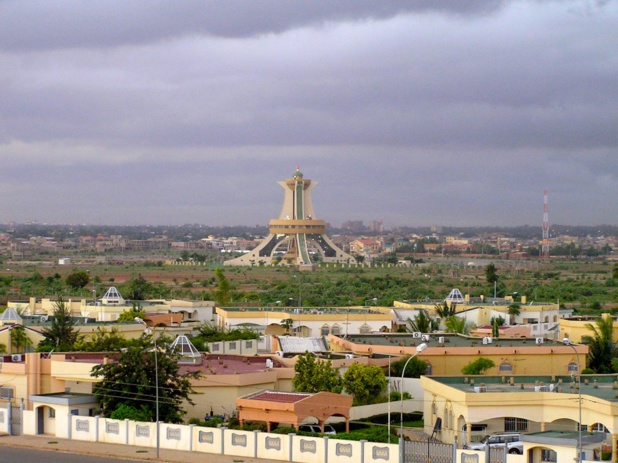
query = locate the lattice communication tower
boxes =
[541,190,550,259]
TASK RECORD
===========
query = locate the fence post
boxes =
[67,413,72,440]
[452,441,457,462]
[125,419,130,445]
[7,403,12,436]
[254,429,259,458]
[189,423,194,451]
[361,439,367,463]
[325,436,329,463]
[288,433,295,462]
[221,427,226,455]
[399,437,404,463]
[95,415,100,442]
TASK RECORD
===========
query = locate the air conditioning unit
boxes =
[412,332,422,338]
[345,354,354,359]
[438,336,445,344]
[535,385,548,392]
[275,351,284,357]
[11,354,23,362]
[482,337,493,345]
[421,335,430,342]
[474,386,487,393]
[265,359,274,369]
[40,315,48,322]
[536,337,544,345]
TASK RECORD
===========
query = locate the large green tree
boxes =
[293,352,343,393]
[215,268,231,305]
[38,297,81,351]
[342,363,386,405]
[66,270,90,290]
[485,263,499,284]
[390,356,429,378]
[91,334,199,423]
[582,316,616,374]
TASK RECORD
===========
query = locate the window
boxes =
[541,449,557,462]
[592,424,604,432]
[331,325,341,336]
[49,408,55,418]
[499,362,513,372]
[321,325,330,336]
[568,362,579,372]
[359,324,371,334]
[426,363,433,375]
[505,417,528,432]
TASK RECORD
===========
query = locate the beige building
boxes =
[7,287,215,324]
[421,373,618,460]
[329,333,587,377]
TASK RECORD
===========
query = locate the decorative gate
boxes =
[404,440,454,463]
[10,404,22,435]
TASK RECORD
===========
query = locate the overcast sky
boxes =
[1,1,616,228]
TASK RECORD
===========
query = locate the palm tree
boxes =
[10,324,33,354]
[407,310,438,333]
[435,301,457,320]
[444,316,475,335]
[280,318,294,335]
[582,316,616,373]
[507,304,521,325]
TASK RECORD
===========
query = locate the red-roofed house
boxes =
[237,390,353,432]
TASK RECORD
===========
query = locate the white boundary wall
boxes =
[21,412,399,463]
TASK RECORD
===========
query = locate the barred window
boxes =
[321,325,330,336]
[568,362,579,372]
[505,417,528,432]
[359,324,371,334]
[331,325,341,336]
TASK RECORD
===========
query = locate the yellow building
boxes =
[421,373,618,460]
[559,313,618,344]
[329,333,587,377]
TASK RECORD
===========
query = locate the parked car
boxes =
[298,424,337,435]
[464,433,523,454]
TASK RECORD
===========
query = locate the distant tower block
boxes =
[225,168,354,267]
[541,190,550,259]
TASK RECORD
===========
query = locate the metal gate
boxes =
[404,440,454,463]
[10,404,22,435]
[488,447,507,463]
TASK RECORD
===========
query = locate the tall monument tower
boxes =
[225,168,354,267]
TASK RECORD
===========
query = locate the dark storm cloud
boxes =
[0,1,503,51]
[0,0,616,226]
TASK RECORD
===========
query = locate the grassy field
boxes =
[1,255,616,312]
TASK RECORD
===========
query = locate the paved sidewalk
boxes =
[0,434,266,463]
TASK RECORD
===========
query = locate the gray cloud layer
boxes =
[0,1,616,227]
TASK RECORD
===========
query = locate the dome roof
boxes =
[293,168,304,179]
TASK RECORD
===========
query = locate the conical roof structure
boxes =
[445,288,465,304]
[0,307,22,322]
[171,334,203,364]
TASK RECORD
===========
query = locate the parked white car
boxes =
[464,433,523,454]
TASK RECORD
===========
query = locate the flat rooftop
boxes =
[220,306,383,315]
[429,374,618,402]
[344,333,564,349]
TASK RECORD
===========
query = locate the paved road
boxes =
[0,434,265,463]
[0,446,131,463]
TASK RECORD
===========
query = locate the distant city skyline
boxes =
[1,2,617,227]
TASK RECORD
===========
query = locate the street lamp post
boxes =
[400,343,428,442]
[135,317,160,459]
[564,338,582,463]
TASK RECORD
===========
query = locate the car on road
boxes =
[464,432,523,454]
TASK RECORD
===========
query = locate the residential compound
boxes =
[5,287,618,461]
